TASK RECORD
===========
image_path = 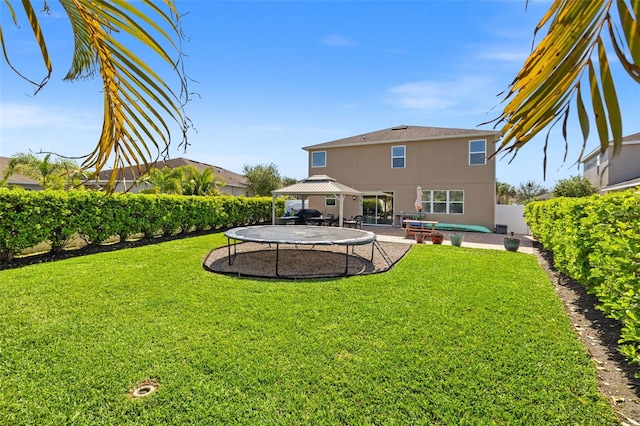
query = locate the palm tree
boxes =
[182,167,225,196]
[139,166,225,196]
[139,167,186,195]
[2,153,80,190]
[496,181,516,205]
[491,1,639,177]
[1,1,188,192]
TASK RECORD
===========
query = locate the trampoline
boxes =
[224,225,377,277]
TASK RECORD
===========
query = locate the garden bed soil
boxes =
[203,240,411,279]
[534,242,640,424]
[0,229,216,271]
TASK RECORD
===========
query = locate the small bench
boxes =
[403,220,438,237]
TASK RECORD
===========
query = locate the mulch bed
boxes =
[0,230,216,271]
[533,242,640,423]
[203,241,411,279]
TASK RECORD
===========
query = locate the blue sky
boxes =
[1,1,639,189]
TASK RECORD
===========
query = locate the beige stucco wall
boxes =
[220,185,250,197]
[306,136,498,229]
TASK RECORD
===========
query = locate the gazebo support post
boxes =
[272,195,277,225]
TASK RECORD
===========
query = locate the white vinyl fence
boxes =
[495,204,531,235]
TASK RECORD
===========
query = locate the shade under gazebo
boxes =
[271,175,362,227]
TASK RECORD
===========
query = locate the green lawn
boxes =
[0,233,618,425]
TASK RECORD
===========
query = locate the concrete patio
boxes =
[366,225,535,254]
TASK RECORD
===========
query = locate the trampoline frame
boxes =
[224,225,377,277]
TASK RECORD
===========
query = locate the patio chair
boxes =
[343,215,364,229]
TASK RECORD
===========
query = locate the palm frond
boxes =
[61,0,188,192]
[0,0,52,89]
[492,0,639,173]
[2,0,189,193]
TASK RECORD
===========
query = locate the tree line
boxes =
[1,153,296,197]
[497,175,597,205]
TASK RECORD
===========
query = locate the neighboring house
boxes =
[0,156,41,190]
[302,125,501,230]
[96,157,251,196]
[582,132,640,193]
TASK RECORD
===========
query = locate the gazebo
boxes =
[271,175,362,227]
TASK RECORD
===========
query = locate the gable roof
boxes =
[0,156,40,187]
[581,132,640,161]
[97,157,247,188]
[622,132,640,142]
[303,125,501,150]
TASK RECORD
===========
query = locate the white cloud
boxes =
[0,102,98,130]
[388,76,497,113]
[320,35,359,47]
[476,48,529,63]
[389,81,456,110]
[381,47,409,55]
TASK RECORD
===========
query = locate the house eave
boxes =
[581,138,640,163]
[601,176,640,192]
[303,132,501,151]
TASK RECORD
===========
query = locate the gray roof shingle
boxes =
[0,156,40,186]
[303,125,501,150]
[97,157,247,187]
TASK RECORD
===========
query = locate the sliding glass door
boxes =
[362,192,394,225]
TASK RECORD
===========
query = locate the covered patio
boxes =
[271,175,362,227]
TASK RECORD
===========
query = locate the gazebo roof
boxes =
[272,175,361,196]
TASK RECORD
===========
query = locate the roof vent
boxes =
[391,125,408,130]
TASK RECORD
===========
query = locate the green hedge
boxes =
[526,190,640,368]
[0,190,285,260]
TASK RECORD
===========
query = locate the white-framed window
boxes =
[421,190,464,215]
[469,140,486,165]
[392,145,405,169]
[325,195,336,206]
[312,151,326,168]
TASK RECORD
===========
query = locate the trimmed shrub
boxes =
[0,191,280,261]
[526,190,640,368]
[0,191,50,260]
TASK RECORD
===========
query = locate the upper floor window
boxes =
[392,145,405,169]
[469,140,486,165]
[312,151,326,168]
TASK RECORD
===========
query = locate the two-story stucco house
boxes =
[582,132,640,193]
[302,125,501,230]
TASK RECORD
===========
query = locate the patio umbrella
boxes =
[415,186,423,219]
